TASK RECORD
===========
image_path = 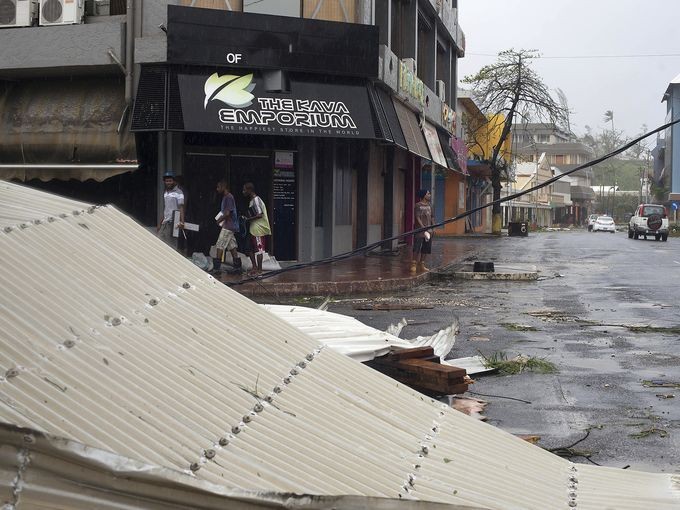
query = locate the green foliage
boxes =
[481,352,558,375]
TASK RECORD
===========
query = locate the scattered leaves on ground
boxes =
[501,323,538,332]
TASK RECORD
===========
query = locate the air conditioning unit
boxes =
[435,80,446,102]
[39,0,84,25]
[402,57,416,74]
[0,0,37,28]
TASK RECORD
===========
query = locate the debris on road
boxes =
[480,352,557,375]
[501,323,538,332]
[367,346,469,396]
[642,380,680,388]
[630,427,668,439]
[447,396,488,421]
[352,302,434,310]
[443,355,496,375]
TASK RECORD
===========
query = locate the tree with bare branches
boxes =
[463,49,566,234]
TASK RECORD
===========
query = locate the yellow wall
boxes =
[468,114,512,164]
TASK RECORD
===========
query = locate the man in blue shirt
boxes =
[213,180,242,273]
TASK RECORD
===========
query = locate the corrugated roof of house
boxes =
[1,180,678,509]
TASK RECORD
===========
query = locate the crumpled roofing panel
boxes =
[0,181,678,509]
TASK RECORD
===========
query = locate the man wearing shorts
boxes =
[213,180,242,273]
[411,189,433,273]
[242,182,271,276]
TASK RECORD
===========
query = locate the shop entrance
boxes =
[184,152,228,255]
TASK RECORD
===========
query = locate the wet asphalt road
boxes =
[325,229,680,473]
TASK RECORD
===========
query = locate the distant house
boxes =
[502,153,553,227]
[512,123,595,225]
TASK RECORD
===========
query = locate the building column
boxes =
[297,137,316,262]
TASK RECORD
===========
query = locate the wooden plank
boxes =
[373,347,434,363]
[396,358,467,379]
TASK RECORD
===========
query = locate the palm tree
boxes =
[603,110,614,132]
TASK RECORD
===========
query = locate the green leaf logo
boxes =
[204,73,256,109]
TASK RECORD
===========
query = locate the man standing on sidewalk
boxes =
[157,171,184,250]
[411,189,433,274]
[242,182,271,276]
[213,180,242,273]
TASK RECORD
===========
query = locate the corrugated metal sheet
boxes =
[1,181,679,509]
[261,305,456,362]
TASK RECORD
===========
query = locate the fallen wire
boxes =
[227,118,680,287]
[547,428,602,466]
[466,390,531,404]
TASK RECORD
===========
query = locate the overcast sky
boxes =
[458,0,680,139]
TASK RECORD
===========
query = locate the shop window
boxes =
[303,0,358,22]
[417,12,433,88]
[179,0,242,10]
[244,0,300,17]
[436,40,449,99]
[390,0,405,59]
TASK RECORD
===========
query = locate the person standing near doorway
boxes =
[411,189,433,274]
[242,182,271,276]
[212,180,242,273]
[157,171,185,250]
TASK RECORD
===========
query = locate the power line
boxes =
[227,118,680,287]
[468,52,680,59]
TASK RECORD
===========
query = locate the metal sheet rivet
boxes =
[265,395,274,403]
[568,502,577,508]
[421,446,429,455]
[231,425,241,434]
[273,386,282,394]
[254,403,264,413]
[3,227,12,233]
[290,368,299,376]
[149,298,159,306]
[283,377,291,384]
[111,318,121,326]
[182,282,191,289]
[243,415,252,423]
[204,449,216,459]
[63,340,76,348]
[190,462,200,472]
[219,437,229,446]
[5,368,19,378]
[23,434,34,444]
[47,217,56,222]
[33,219,42,225]
[306,353,314,361]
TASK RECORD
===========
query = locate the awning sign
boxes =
[177,72,377,139]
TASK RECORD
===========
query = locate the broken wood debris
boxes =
[366,346,469,396]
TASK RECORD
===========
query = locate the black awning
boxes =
[374,87,408,150]
[133,67,380,140]
[392,98,430,160]
[437,130,460,171]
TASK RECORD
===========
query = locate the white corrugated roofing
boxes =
[1,181,679,509]
[261,305,456,362]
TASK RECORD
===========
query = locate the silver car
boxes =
[592,215,616,233]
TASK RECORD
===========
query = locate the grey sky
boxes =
[458,0,680,139]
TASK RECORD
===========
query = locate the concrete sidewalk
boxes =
[216,237,488,297]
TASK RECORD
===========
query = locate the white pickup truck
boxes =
[628,203,669,241]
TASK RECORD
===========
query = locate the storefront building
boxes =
[1,0,465,262]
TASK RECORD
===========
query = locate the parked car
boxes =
[592,215,616,233]
[628,204,669,241]
[587,214,599,231]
